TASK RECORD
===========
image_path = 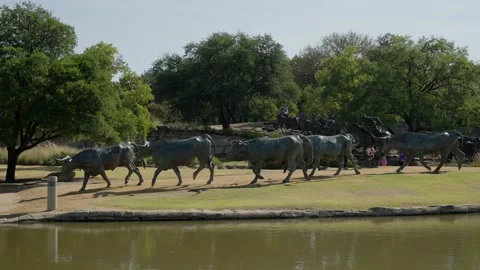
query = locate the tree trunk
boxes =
[6,147,20,183]
[219,106,230,130]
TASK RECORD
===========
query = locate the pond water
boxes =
[1,214,479,270]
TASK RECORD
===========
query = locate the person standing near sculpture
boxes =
[398,153,406,166]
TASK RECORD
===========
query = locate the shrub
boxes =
[148,101,183,124]
[471,152,480,167]
[0,141,80,166]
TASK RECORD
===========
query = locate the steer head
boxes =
[129,141,151,169]
[371,134,393,154]
[53,155,76,181]
[225,140,248,161]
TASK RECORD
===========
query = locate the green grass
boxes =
[0,142,79,166]
[100,169,480,211]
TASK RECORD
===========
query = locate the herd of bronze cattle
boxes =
[50,112,479,192]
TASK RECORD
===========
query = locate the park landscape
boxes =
[1,2,480,221]
[3,2,480,269]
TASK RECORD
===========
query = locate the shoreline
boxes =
[1,204,479,224]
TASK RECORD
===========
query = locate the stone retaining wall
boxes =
[1,204,479,224]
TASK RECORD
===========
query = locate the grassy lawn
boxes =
[1,164,479,213]
[100,169,480,211]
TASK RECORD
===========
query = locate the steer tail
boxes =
[450,130,464,146]
[203,134,216,163]
[343,133,359,147]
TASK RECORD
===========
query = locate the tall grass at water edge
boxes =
[0,142,79,166]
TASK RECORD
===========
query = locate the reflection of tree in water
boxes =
[1,217,480,269]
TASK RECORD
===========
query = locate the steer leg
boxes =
[419,156,431,171]
[151,168,163,187]
[124,169,133,185]
[253,168,265,180]
[192,163,205,181]
[131,165,144,186]
[206,160,215,184]
[172,166,183,186]
[334,155,345,175]
[450,144,465,170]
[100,171,111,188]
[250,164,263,185]
[309,156,322,177]
[250,161,265,180]
[345,151,361,175]
[79,173,90,192]
[282,157,296,183]
[124,165,134,185]
[296,154,310,180]
[433,152,450,174]
[396,155,415,173]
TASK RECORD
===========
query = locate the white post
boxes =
[47,176,57,211]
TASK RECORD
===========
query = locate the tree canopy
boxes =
[0,2,153,182]
[300,34,480,131]
[147,32,300,129]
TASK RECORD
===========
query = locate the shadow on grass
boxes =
[92,185,186,198]
[378,171,449,176]
[0,178,49,194]
[186,174,338,193]
[0,166,60,173]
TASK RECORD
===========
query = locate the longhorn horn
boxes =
[56,155,72,161]
[128,142,139,149]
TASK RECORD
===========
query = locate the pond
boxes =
[1,214,479,270]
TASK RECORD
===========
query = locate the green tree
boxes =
[149,32,300,129]
[367,34,480,131]
[0,2,153,182]
[291,31,374,89]
[302,46,375,123]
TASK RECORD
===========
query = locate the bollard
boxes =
[47,176,58,211]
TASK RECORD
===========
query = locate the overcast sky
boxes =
[4,0,480,74]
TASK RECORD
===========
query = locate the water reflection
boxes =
[1,214,480,270]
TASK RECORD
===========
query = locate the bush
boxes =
[0,141,80,166]
[148,101,183,124]
[471,152,480,167]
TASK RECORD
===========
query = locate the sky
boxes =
[3,0,480,74]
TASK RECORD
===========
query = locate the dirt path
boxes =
[0,166,476,216]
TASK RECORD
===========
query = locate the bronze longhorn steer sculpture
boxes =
[373,130,465,173]
[307,134,361,176]
[56,142,143,191]
[134,134,216,187]
[225,135,312,184]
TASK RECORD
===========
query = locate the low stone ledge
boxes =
[398,208,422,216]
[367,207,402,216]
[202,210,225,220]
[158,210,184,221]
[278,210,305,219]
[221,209,236,219]
[54,211,89,221]
[466,204,480,212]
[318,210,334,217]
[234,210,258,219]
[182,209,203,220]
[1,204,480,224]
